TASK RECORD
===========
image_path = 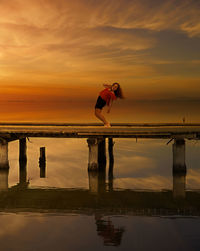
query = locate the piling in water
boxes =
[19,138,27,162]
[87,138,106,171]
[39,147,46,178]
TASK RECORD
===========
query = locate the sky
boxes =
[0,0,200,121]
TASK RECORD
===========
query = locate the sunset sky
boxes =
[0,0,200,121]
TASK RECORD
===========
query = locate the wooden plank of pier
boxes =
[0,123,200,140]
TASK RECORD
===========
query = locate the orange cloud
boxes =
[0,0,199,106]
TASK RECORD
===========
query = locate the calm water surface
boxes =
[1,138,200,250]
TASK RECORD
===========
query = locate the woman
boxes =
[94,82,124,127]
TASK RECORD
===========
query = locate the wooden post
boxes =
[108,138,114,191]
[19,158,27,185]
[19,138,27,185]
[172,139,186,198]
[87,138,106,171]
[19,138,27,162]
[39,147,46,178]
[108,138,114,165]
[0,168,9,191]
[98,169,106,193]
[0,140,8,168]
[98,138,106,167]
[0,140,9,190]
[173,139,186,173]
[87,138,98,170]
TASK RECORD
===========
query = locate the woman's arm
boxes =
[103,83,112,88]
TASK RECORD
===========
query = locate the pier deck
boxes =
[0,123,200,140]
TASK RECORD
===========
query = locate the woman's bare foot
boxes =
[104,123,111,127]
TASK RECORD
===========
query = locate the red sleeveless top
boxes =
[100,88,116,105]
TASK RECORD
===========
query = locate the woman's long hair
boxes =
[112,83,124,99]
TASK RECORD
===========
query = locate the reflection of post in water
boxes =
[88,166,106,194]
[39,147,46,178]
[172,138,187,199]
[88,169,106,193]
[108,138,114,191]
[0,140,9,191]
[173,170,186,199]
[95,214,125,246]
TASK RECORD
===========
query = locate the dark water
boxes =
[1,138,200,250]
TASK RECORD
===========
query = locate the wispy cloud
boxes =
[0,0,200,102]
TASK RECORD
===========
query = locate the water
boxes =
[1,138,200,250]
[1,99,200,123]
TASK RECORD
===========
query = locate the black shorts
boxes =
[95,96,106,109]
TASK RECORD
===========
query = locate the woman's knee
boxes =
[95,108,101,116]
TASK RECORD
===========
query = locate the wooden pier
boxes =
[0,122,200,140]
[0,122,199,177]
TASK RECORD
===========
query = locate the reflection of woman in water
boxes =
[95,83,124,127]
[95,214,125,246]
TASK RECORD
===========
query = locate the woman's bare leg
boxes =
[95,108,110,126]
